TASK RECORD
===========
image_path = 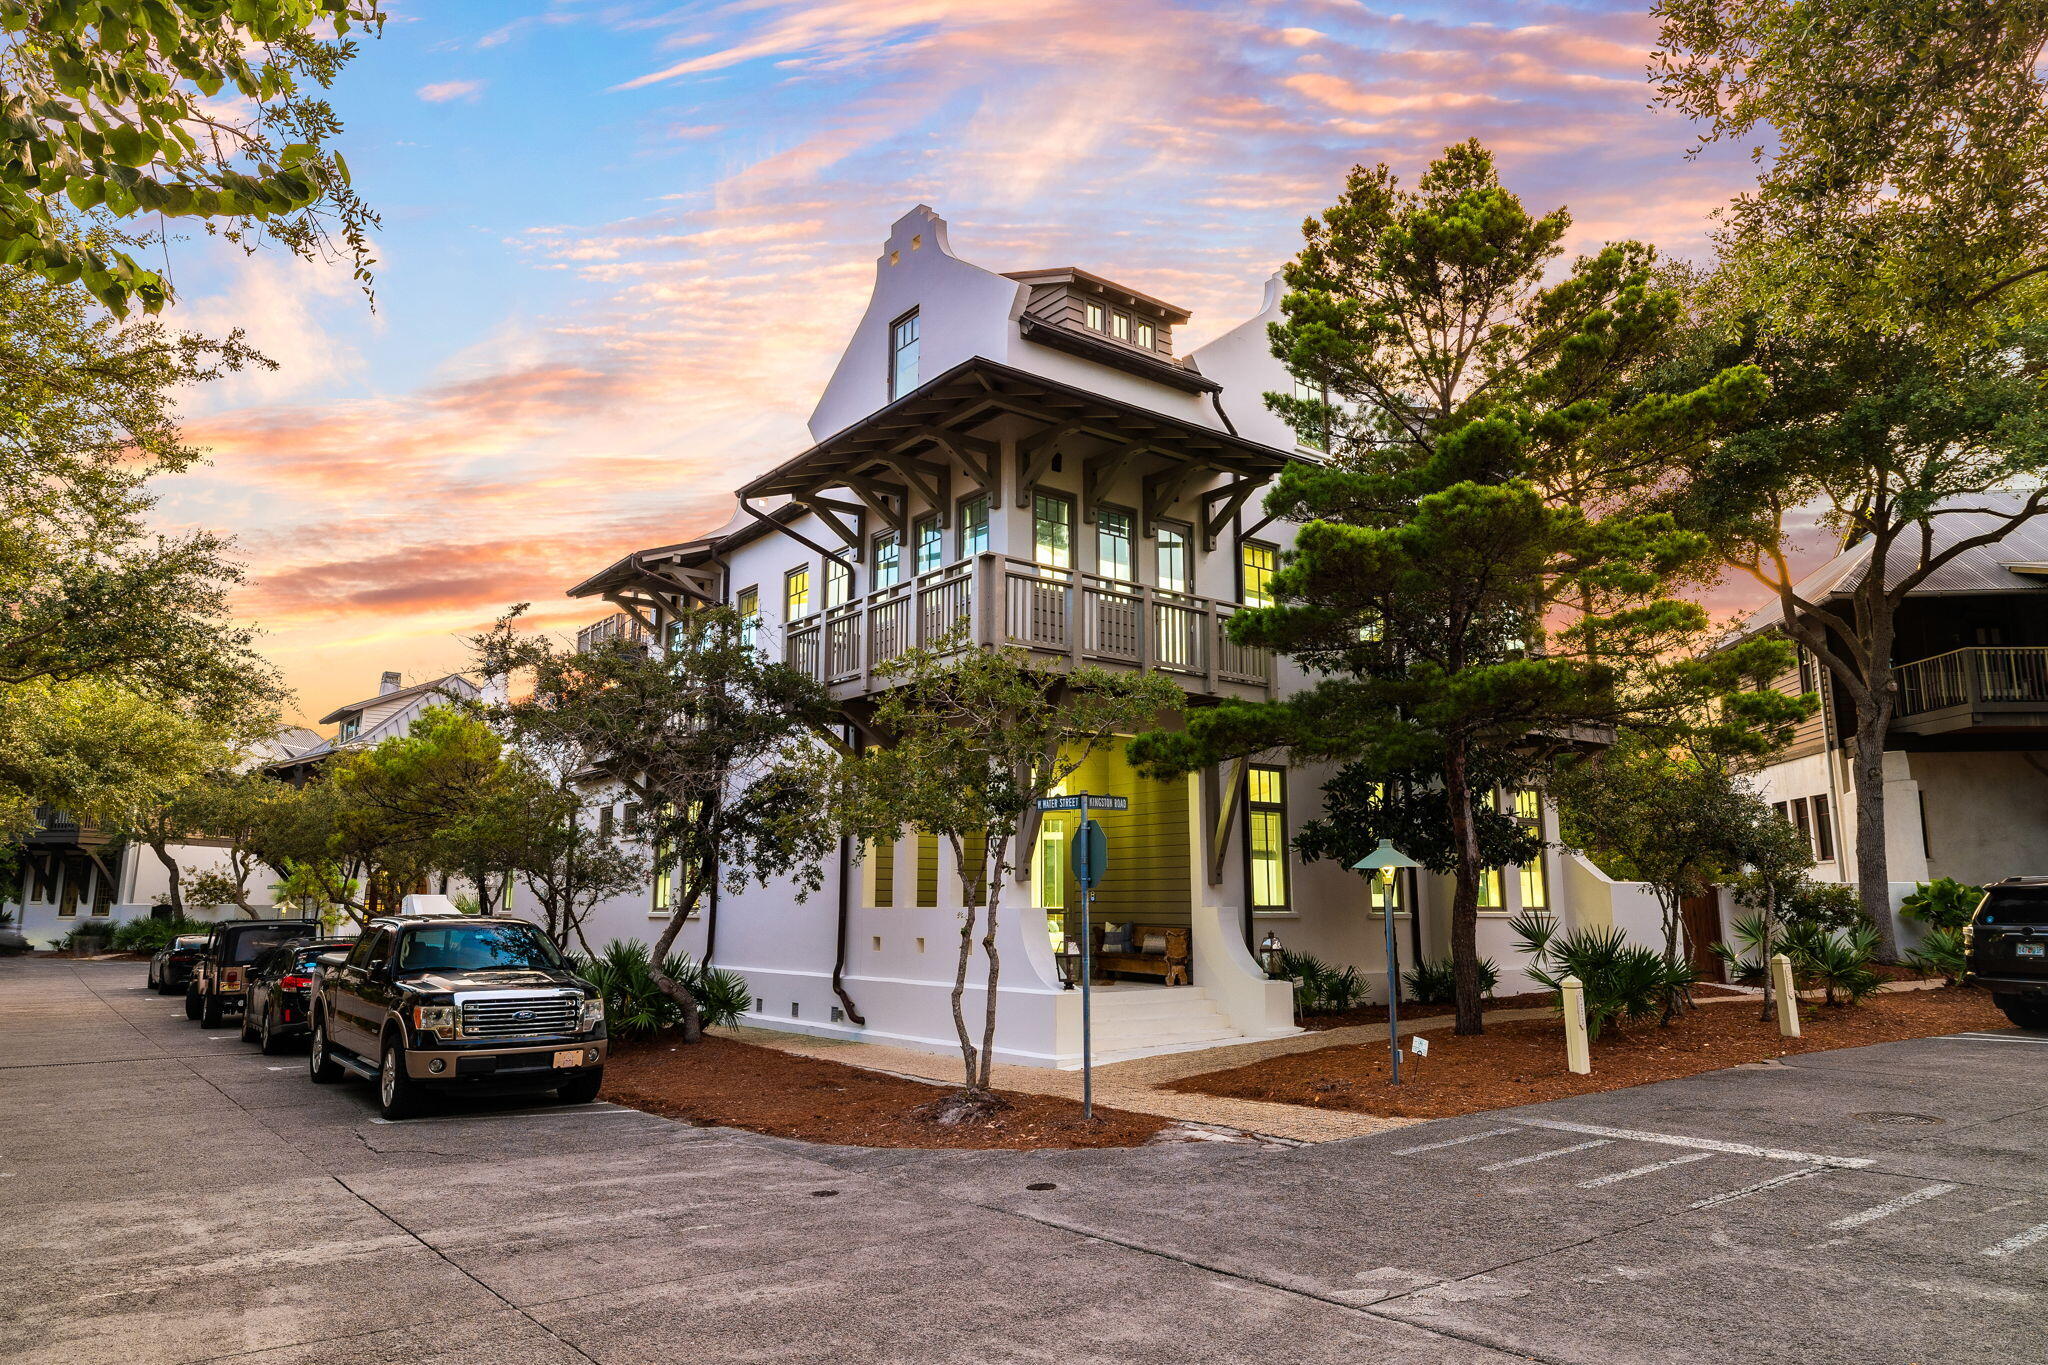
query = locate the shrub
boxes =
[1899,877,1983,931]
[1783,920,1884,1005]
[58,920,121,955]
[1277,949,1366,1016]
[1509,912,1694,1039]
[1403,955,1499,1006]
[1905,926,1969,986]
[111,915,209,954]
[570,939,752,1038]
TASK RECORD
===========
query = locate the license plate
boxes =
[2019,943,2044,958]
[552,1049,584,1068]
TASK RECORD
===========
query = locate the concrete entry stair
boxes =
[1086,985,1252,1063]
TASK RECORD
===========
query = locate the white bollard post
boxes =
[1771,954,1801,1038]
[1561,974,1592,1075]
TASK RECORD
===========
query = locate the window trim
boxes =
[956,492,990,560]
[784,565,812,622]
[1153,518,1192,594]
[1032,490,1076,572]
[872,530,902,589]
[734,585,760,650]
[888,308,921,401]
[1094,503,1136,583]
[1239,538,1278,608]
[1245,763,1290,914]
[913,513,943,576]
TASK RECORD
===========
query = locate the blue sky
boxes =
[152,0,1762,720]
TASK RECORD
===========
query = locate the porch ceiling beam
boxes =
[797,494,867,559]
[1016,422,1079,507]
[1081,444,1149,526]
[647,561,720,605]
[1201,477,1267,551]
[910,425,1003,500]
[1207,755,1249,886]
[606,594,662,640]
[875,452,950,528]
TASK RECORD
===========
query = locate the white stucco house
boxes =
[555,206,1666,1068]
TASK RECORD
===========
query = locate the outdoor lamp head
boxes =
[1352,838,1420,886]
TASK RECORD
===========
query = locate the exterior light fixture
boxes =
[1258,930,1287,980]
[1352,838,1422,1084]
[1056,934,1082,991]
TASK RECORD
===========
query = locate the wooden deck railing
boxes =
[1895,646,2048,716]
[782,554,1271,694]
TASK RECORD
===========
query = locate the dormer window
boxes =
[1110,311,1130,342]
[1086,302,1104,330]
[1134,321,1154,350]
[889,310,920,400]
[337,716,360,742]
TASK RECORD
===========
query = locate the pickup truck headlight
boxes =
[579,998,605,1032]
[413,1005,457,1035]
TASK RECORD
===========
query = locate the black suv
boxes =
[186,920,319,1027]
[307,914,606,1119]
[241,937,356,1053]
[149,934,210,994]
[1968,879,2048,1029]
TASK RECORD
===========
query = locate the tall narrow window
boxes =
[1292,376,1330,451]
[1096,507,1133,581]
[1241,541,1276,607]
[1796,647,1815,694]
[873,532,901,589]
[1812,794,1835,860]
[1110,311,1131,342]
[913,515,942,575]
[888,310,920,400]
[915,831,939,908]
[1792,796,1813,855]
[825,557,852,610]
[735,585,759,650]
[958,494,990,558]
[1033,493,1072,570]
[652,843,673,915]
[1514,790,1547,911]
[870,838,894,907]
[1247,764,1289,912]
[785,566,811,621]
[1134,320,1155,350]
[1476,869,1505,910]
[1036,818,1066,911]
[1085,301,1104,331]
[1156,524,1189,594]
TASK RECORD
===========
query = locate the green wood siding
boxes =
[1043,742,1190,932]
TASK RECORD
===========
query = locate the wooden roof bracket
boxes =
[1201,477,1267,551]
[739,496,857,577]
[1081,443,1149,526]
[1142,461,1206,540]
[1207,755,1249,885]
[1016,422,1079,506]
[875,451,952,529]
[797,493,868,561]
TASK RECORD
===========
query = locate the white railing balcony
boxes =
[1895,646,2048,728]
[782,553,1272,697]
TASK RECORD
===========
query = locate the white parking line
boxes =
[1689,1165,1827,1210]
[1479,1139,1612,1172]
[1827,1183,1958,1229]
[1392,1127,1519,1156]
[1510,1117,1874,1169]
[1940,1033,2048,1046]
[1578,1151,1715,1188]
[1983,1222,2048,1258]
[365,1104,643,1126]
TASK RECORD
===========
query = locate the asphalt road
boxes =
[3,958,2045,1365]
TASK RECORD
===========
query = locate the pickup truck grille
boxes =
[460,997,579,1038]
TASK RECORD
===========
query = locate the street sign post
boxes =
[1042,793,1130,1119]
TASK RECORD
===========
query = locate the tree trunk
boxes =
[645,898,705,1043]
[1442,738,1485,1035]
[1657,890,1683,1025]
[1849,680,1900,960]
[149,841,183,918]
[974,838,1010,1094]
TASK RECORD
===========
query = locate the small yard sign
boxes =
[1410,1035,1429,1057]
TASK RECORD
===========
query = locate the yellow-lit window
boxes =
[869,838,894,908]
[1036,818,1066,911]
[1248,764,1288,912]
[1512,789,1546,911]
[1476,868,1504,910]
[785,566,811,620]
[916,831,938,908]
[1241,542,1276,607]
[961,830,988,907]
[735,585,759,650]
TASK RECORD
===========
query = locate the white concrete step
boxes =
[1088,986,1244,1054]
[1087,987,1221,1021]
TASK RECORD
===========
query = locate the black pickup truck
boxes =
[307,914,607,1119]
[1966,878,2048,1030]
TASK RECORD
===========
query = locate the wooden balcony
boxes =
[1893,647,2048,735]
[783,554,1272,700]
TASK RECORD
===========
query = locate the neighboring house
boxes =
[1738,497,2048,898]
[555,206,1663,1068]
[4,670,479,947]
[266,671,482,785]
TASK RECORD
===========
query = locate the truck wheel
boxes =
[240,995,259,1043]
[308,1016,344,1084]
[377,1037,422,1120]
[1998,997,2048,1032]
[200,988,224,1029]
[185,982,202,1021]
[557,1067,604,1106]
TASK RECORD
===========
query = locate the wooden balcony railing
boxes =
[1895,646,2048,716]
[782,554,1271,695]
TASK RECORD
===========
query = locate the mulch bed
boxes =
[1170,986,2009,1120]
[603,1034,1170,1150]
[1296,983,1746,1032]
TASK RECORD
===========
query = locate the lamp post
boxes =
[1056,933,1081,991]
[1258,930,1286,979]
[1353,838,1421,1084]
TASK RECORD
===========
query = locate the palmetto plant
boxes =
[1279,950,1366,1015]
[1720,916,1885,1005]
[571,940,752,1038]
[1404,956,1499,1006]
[1904,926,1969,987]
[1509,913,1694,1039]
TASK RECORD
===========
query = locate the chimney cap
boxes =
[379,670,403,695]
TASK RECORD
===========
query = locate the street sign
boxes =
[1071,818,1109,890]
[1035,794,1129,812]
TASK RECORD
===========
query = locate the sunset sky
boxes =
[155,0,1766,724]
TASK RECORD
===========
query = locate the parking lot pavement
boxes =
[3,958,2045,1365]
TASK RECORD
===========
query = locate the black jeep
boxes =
[186,920,318,1027]
[307,914,607,1119]
[1966,878,2048,1030]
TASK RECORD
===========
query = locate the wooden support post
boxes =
[1772,954,1802,1037]
[1561,974,1592,1075]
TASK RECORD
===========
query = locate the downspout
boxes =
[1207,387,1240,437]
[702,868,719,965]
[829,727,866,1026]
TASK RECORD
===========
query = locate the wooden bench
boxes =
[1090,922,1192,986]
